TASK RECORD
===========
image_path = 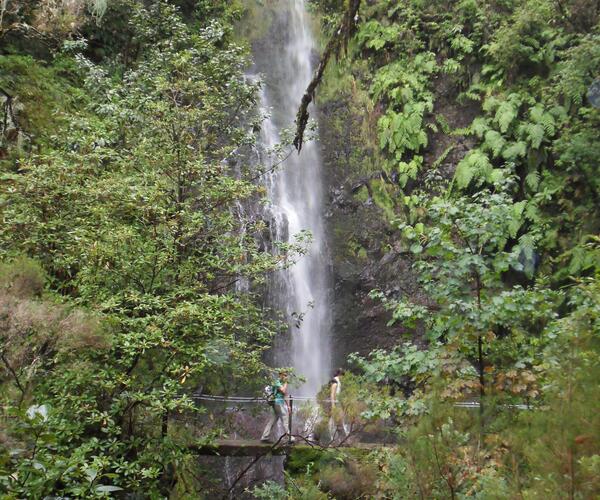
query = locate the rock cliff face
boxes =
[316,68,480,366]
[316,88,414,365]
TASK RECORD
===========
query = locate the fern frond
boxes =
[484,130,506,157]
[495,100,518,133]
[482,95,500,113]
[526,123,545,149]
[454,150,493,189]
[518,233,536,261]
[525,171,540,191]
[442,58,461,74]
[525,199,541,222]
[529,104,556,135]
[502,141,527,160]
[490,168,506,185]
[509,201,527,238]
[470,117,489,138]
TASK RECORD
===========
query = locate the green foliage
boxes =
[252,481,289,499]
[553,32,600,109]
[1,0,598,495]
[486,0,563,78]
[366,190,562,405]
[374,53,435,168]
[0,54,82,153]
[453,150,495,189]
[0,257,45,298]
[318,457,378,499]
[0,1,287,496]
[311,0,600,495]
[512,279,600,498]
[349,279,600,498]
[356,19,402,51]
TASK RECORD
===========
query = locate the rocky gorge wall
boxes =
[316,74,415,365]
[315,60,481,366]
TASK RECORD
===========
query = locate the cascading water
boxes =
[254,0,332,397]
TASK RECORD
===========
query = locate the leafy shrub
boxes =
[318,458,378,499]
[0,257,45,298]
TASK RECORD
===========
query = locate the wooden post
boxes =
[288,395,293,443]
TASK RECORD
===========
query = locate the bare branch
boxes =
[1,352,26,407]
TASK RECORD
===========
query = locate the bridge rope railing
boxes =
[190,394,533,410]
[182,395,534,451]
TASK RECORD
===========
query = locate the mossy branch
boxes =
[293,0,361,152]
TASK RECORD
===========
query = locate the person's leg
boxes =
[328,416,336,440]
[303,404,320,440]
[274,403,290,435]
[281,404,290,435]
[341,413,349,437]
[277,403,295,442]
[261,406,277,441]
[334,409,349,439]
[326,402,336,441]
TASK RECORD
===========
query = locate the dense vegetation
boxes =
[258,0,599,497]
[0,1,295,496]
[1,0,599,498]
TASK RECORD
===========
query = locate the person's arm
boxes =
[281,381,290,411]
[330,381,337,406]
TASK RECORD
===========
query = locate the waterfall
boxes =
[254,0,332,396]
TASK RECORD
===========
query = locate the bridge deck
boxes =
[192,439,389,456]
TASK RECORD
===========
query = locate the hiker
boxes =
[261,370,295,443]
[328,368,349,440]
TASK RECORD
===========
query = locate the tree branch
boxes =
[1,352,26,406]
[293,0,362,152]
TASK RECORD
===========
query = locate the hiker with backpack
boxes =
[261,370,295,443]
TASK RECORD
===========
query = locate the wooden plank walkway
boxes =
[192,439,389,456]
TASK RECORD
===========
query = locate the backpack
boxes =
[263,385,276,406]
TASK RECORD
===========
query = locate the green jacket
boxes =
[273,379,285,405]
